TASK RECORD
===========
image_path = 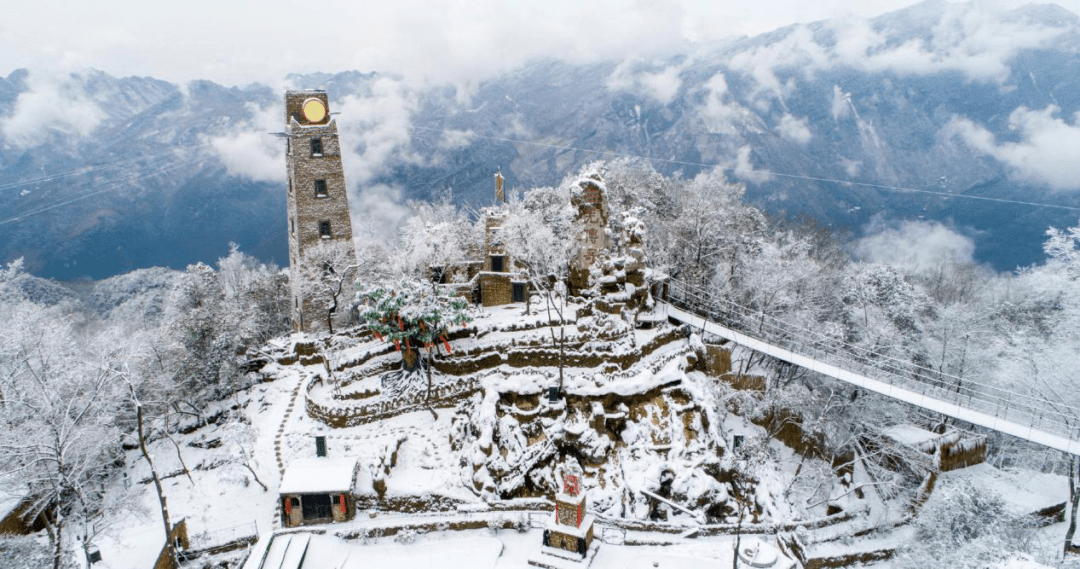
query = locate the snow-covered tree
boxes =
[0,268,122,569]
[220,416,269,492]
[216,243,290,346]
[294,240,361,334]
[359,282,472,399]
[1044,221,1080,281]
[395,194,481,282]
[501,190,576,391]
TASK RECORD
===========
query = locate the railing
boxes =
[185,520,259,553]
[664,279,1080,450]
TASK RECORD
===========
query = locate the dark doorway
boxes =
[490,255,504,272]
[302,494,332,520]
[512,282,525,302]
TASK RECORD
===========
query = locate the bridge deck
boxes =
[663,302,1080,456]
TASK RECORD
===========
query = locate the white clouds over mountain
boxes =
[607,60,685,104]
[730,145,774,184]
[777,114,813,144]
[855,218,977,271]
[726,1,1074,106]
[0,71,105,147]
[947,105,1080,191]
[207,103,284,183]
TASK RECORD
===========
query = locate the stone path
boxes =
[274,372,310,476]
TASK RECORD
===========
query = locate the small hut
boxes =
[279,457,357,527]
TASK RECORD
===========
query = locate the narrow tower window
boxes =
[490,255,505,272]
[314,179,328,197]
[311,138,323,156]
[320,220,332,238]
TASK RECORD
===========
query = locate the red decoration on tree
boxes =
[393,338,401,352]
[442,337,452,353]
[374,330,383,341]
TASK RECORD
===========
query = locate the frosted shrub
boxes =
[394,528,418,544]
[894,480,1035,569]
[0,535,57,569]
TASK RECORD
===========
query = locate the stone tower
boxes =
[284,90,357,333]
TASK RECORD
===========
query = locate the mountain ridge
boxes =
[3,1,1080,279]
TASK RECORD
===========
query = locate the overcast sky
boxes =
[5,0,1075,88]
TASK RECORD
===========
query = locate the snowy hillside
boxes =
[4,163,1080,568]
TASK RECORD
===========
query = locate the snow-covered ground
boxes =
[79,301,1075,569]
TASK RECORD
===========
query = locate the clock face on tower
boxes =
[302,99,327,123]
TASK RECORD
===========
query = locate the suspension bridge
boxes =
[661,280,1080,456]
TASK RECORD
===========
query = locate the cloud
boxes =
[437,128,474,150]
[776,113,812,144]
[839,156,862,177]
[726,3,1074,105]
[336,77,423,185]
[854,218,976,272]
[0,70,105,147]
[699,72,737,123]
[349,182,411,244]
[831,85,852,120]
[5,0,1079,101]
[729,145,773,184]
[946,105,1080,191]
[697,72,766,135]
[206,102,284,183]
[728,25,827,101]
[606,60,684,104]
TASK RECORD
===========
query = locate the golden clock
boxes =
[302,99,326,123]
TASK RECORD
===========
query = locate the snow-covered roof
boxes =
[249,532,503,569]
[556,491,586,505]
[939,463,1067,517]
[545,513,595,538]
[882,424,939,447]
[0,483,28,521]
[279,457,357,495]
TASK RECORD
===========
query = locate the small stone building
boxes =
[438,205,529,308]
[279,457,358,527]
[882,424,986,472]
[542,473,595,557]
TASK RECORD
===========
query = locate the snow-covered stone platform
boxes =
[527,542,600,569]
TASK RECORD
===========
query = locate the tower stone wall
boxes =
[285,90,357,333]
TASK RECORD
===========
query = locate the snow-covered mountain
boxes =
[3,0,1080,278]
